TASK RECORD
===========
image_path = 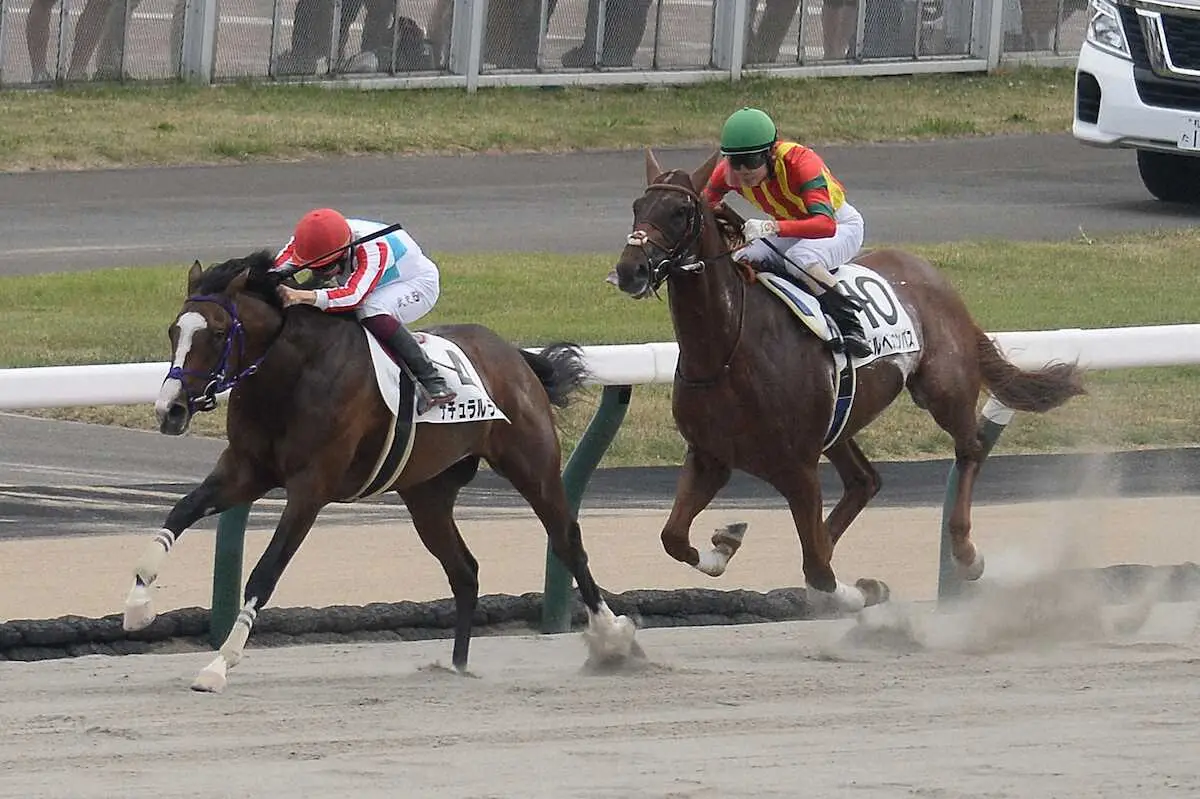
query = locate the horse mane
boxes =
[712,203,747,252]
[194,250,284,309]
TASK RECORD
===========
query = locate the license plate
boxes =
[1178,117,1200,151]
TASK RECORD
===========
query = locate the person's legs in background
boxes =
[26,0,59,81]
[821,0,857,59]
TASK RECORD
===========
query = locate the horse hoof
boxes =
[191,660,228,693]
[958,552,986,581]
[710,522,748,551]
[855,578,891,606]
[191,669,226,693]
[123,601,156,632]
[583,613,637,664]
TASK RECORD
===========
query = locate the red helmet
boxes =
[292,208,352,268]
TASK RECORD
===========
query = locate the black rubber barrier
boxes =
[2,563,1197,662]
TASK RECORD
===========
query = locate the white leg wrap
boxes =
[582,601,636,663]
[193,600,257,693]
[122,581,156,631]
[219,602,258,668]
[135,529,176,586]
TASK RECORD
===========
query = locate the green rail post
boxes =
[937,398,1014,601]
[541,384,633,633]
[210,503,250,648]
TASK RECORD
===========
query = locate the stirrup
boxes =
[421,381,456,407]
[843,334,873,359]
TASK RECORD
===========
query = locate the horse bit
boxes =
[167,294,269,413]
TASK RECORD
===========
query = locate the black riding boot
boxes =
[384,326,457,407]
[819,289,874,359]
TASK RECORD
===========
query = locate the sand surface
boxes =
[1,596,1198,798]
[1,495,1199,797]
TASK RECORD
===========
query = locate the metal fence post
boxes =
[541,384,633,633]
[712,0,748,79]
[936,396,1013,601]
[210,503,249,647]
[449,0,485,91]
[180,0,219,83]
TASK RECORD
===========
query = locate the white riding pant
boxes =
[354,274,441,326]
[736,201,865,278]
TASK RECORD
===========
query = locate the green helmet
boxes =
[720,107,777,155]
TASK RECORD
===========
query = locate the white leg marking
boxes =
[959,550,986,581]
[155,311,206,417]
[695,547,731,577]
[192,599,258,693]
[808,581,867,614]
[695,523,746,576]
[582,601,637,663]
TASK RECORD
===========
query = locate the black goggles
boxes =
[726,151,770,170]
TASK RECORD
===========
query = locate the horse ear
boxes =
[227,268,250,296]
[187,261,203,294]
[690,150,720,192]
[645,148,664,185]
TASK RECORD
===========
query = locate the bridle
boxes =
[166,293,273,413]
[625,181,747,386]
[626,182,709,297]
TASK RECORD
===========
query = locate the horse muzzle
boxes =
[608,258,652,299]
[155,379,194,436]
[157,398,192,436]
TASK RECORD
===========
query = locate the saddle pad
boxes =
[757,263,921,366]
[366,330,510,425]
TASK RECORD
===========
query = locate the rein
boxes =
[629,181,748,386]
[167,293,282,413]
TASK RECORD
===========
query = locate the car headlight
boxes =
[1086,0,1131,59]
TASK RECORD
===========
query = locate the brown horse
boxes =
[609,150,1085,612]
[124,250,638,692]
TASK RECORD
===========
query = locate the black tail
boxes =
[521,343,589,408]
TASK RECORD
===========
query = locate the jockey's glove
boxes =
[742,218,779,242]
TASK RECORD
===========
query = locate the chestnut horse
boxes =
[610,150,1085,612]
[124,251,637,692]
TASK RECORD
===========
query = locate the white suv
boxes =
[1073,0,1200,203]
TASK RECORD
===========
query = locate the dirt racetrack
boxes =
[1,494,1199,797]
[1,594,1198,799]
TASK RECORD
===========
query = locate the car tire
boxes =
[1136,150,1200,204]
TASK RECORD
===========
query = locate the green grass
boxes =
[0,68,1075,171]
[4,228,1199,466]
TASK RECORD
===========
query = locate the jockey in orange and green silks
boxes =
[703,107,872,359]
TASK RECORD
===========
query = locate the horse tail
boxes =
[975,327,1086,413]
[521,342,589,408]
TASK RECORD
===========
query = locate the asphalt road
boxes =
[2,134,1198,276]
[1,134,1198,537]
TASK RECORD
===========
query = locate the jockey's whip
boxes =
[296,222,405,271]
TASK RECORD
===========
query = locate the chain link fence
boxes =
[0,0,1084,86]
